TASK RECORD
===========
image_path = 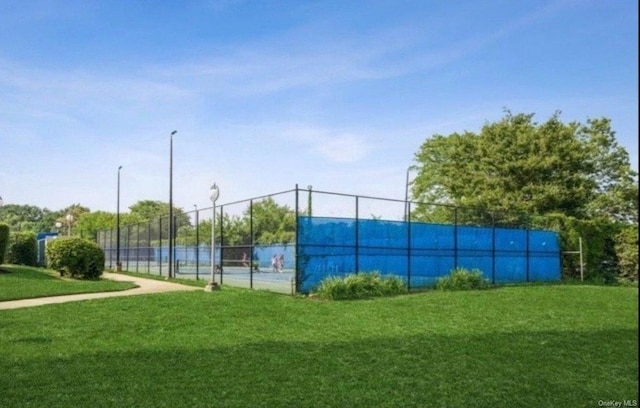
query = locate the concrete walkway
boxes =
[0,272,201,310]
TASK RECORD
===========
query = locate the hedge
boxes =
[0,223,9,265]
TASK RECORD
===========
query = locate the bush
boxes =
[614,225,638,283]
[536,213,621,282]
[6,232,38,266]
[46,237,105,279]
[314,271,407,300]
[435,268,490,291]
[0,223,9,265]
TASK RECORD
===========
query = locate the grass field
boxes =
[0,272,637,407]
[0,265,138,301]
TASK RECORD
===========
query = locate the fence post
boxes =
[108,229,113,269]
[407,201,412,291]
[125,225,130,271]
[136,223,140,273]
[173,214,177,278]
[250,200,254,289]
[454,207,458,270]
[159,217,163,277]
[525,214,530,282]
[147,220,151,274]
[579,237,584,282]
[219,205,224,285]
[295,185,300,294]
[195,209,200,280]
[355,195,359,274]
[491,212,496,285]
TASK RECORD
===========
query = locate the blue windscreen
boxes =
[297,217,560,293]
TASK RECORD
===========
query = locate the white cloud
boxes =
[275,124,376,163]
[312,134,372,163]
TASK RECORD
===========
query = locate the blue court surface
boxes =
[171,265,295,294]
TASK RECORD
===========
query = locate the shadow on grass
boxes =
[0,266,58,280]
[2,328,637,408]
[0,265,139,302]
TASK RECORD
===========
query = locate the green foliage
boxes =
[536,213,620,281]
[129,200,190,227]
[580,118,639,224]
[125,200,192,244]
[46,237,105,279]
[0,203,94,235]
[314,271,407,300]
[412,111,637,223]
[218,213,247,245]
[75,211,116,241]
[614,225,638,283]
[435,267,490,290]
[0,223,9,265]
[248,198,296,245]
[129,200,170,221]
[55,204,91,236]
[6,232,38,266]
[0,204,51,233]
[182,198,296,247]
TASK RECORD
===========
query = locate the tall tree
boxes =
[174,199,295,246]
[56,204,90,236]
[75,211,116,240]
[579,118,639,224]
[0,204,46,232]
[411,111,637,223]
[248,198,295,244]
[128,200,190,226]
[127,200,191,242]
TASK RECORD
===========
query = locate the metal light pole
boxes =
[55,222,62,234]
[0,195,3,208]
[116,165,123,271]
[205,183,220,292]
[168,130,177,279]
[66,214,74,236]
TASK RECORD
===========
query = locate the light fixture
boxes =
[205,183,220,292]
[65,214,74,236]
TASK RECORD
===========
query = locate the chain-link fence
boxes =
[98,185,563,295]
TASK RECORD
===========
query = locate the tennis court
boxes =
[129,262,295,294]
[99,187,562,296]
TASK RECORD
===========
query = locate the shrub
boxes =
[435,267,490,291]
[46,237,105,279]
[536,213,620,281]
[6,232,38,266]
[0,223,9,265]
[314,271,407,300]
[614,225,638,283]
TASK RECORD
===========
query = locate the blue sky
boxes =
[1,0,638,216]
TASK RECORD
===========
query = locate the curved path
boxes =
[0,272,201,310]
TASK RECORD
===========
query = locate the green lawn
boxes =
[0,265,138,301]
[0,283,637,407]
